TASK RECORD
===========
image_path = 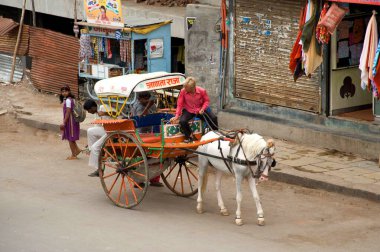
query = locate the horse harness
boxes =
[217,134,270,179]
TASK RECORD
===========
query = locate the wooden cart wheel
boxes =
[161,155,198,197]
[98,132,149,209]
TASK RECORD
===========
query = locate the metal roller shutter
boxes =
[234,0,321,112]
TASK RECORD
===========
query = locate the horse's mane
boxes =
[241,133,267,160]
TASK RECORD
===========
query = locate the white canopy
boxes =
[94,72,186,97]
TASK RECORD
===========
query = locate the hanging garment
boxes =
[301,0,321,55]
[289,4,307,73]
[92,37,99,63]
[305,30,323,76]
[107,39,112,59]
[372,39,380,98]
[120,40,126,62]
[359,13,378,91]
[79,33,92,60]
[301,0,323,75]
[316,3,330,44]
[126,40,131,68]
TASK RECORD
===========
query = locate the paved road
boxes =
[1,116,380,252]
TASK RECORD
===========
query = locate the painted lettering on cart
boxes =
[145,77,180,89]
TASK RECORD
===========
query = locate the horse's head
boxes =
[256,139,276,182]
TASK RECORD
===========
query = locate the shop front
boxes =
[76,0,172,99]
[233,0,321,113]
[229,0,380,123]
[327,1,380,122]
[76,19,172,98]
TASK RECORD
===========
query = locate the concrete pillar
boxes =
[185,4,221,111]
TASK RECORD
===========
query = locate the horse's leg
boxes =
[215,170,229,216]
[196,156,208,214]
[248,176,265,226]
[235,172,244,226]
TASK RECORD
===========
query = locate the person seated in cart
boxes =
[170,77,218,143]
[131,92,164,187]
[131,92,157,118]
[83,99,112,177]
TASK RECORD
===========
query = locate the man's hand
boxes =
[170,116,179,124]
[199,109,204,115]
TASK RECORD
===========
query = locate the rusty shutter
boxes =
[234,0,321,112]
[29,27,79,95]
[0,25,29,56]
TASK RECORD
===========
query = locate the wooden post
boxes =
[74,0,78,38]
[31,0,36,26]
[9,0,27,83]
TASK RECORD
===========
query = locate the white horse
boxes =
[196,131,275,226]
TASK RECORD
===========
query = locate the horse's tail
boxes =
[201,169,209,194]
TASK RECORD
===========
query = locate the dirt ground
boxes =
[1,111,380,252]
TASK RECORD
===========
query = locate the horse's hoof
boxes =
[220,209,229,216]
[196,207,204,214]
[257,217,265,226]
[235,218,244,226]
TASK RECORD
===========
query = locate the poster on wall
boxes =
[150,39,164,59]
[84,0,124,27]
[186,17,196,30]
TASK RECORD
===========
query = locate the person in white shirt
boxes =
[83,99,112,177]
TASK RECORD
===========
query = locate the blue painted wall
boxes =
[132,24,171,73]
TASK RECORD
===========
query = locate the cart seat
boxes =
[132,113,174,133]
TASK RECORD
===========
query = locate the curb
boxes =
[270,169,380,202]
[16,116,380,203]
[17,116,88,137]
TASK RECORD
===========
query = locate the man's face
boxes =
[87,107,97,114]
[184,82,195,93]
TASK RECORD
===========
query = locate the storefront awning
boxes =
[329,0,380,6]
[75,20,172,35]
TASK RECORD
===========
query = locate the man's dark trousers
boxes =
[179,109,218,139]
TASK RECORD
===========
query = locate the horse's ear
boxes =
[266,139,275,148]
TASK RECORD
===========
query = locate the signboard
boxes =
[136,75,186,91]
[84,0,124,27]
[149,38,164,59]
[88,26,131,39]
[329,0,380,5]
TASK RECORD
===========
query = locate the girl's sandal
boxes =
[66,156,78,160]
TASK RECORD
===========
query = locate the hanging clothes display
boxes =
[359,11,378,91]
[79,33,92,60]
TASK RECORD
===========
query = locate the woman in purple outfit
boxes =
[59,85,81,160]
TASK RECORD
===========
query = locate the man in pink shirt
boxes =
[170,77,218,143]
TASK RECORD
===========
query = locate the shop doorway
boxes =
[134,39,147,73]
[330,4,380,122]
[171,38,185,74]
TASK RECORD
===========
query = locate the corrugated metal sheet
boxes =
[0,17,19,36]
[0,53,24,83]
[29,26,79,95]
[0,24,29,55]
[234,0,321,112]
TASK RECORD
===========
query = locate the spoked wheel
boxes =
[161,155,198,197]
[98,132,149,209]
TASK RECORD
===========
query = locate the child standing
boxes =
[59,85,81,160]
